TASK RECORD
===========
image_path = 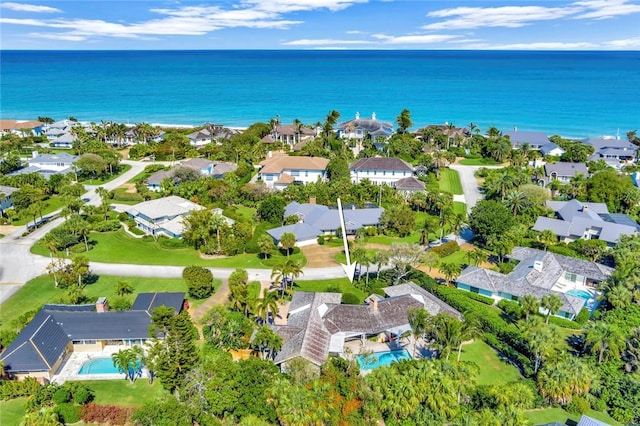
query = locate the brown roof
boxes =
[0,120,43,130]
[394,176,426,191]
[260,155,329,174]
[275,173,295,184]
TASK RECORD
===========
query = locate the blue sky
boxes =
[1,0,639,50]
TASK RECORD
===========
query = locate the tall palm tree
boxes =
[622,327,640,373]
[540,294,563,323]
[373,250,389,279]
[539,229,556,252]
[583,321,625,363]
[95,186,111,220]
[456,313,482,361]
[439,262,461,286]
[504,190,527,216]
[208,212,226,254]
[256,289,279,324]
[519,294,540,319]
[407,307,430,357]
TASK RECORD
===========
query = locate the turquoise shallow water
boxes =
[78,357,120,375]
[1,50,638,138]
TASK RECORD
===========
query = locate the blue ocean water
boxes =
[1,50,638,138]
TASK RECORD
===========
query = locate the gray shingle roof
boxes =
[349,157,414,173]
[394,176,426,191]
[576,414,611,426]
[147,170,172,185]
[28,153,78,165]
[502,130,549,147]
[383,282,461,319]
[543,162,589,179]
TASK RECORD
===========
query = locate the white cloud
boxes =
[283,38,370,45]
[490,41,598,50]
[372,33,460,44]
[1,2,60,13]
[242,0,368,13]
[424,5,578,30]
[572,0,640,19]
[604,36,640,48]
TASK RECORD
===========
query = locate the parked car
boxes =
[427,240,443,248]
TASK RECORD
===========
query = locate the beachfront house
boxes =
[584,138,637,168]
[267,200,384,247]
[273,283,460,369]
[337,113,394,148]
[349,157,414,186]
[539,142,565,157]
[502,129,550,150]
[0,120,44,137]
[0,293,186,381]
[455,247,613,320]
[532,199,640,246]
[258,154,329,190]
[0,185,18,216]
[50,132,75,149]
[126,195,205,238]
[537,162,589,188]
[265,124,317,148]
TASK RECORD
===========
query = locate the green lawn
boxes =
[457,157,501,166]
[83,379,167,407]
[439,168,463,195]
[0,398,27,426]
[32,229,305,268]
[0,275,202,334]
[79,164,132,185]
[524,407,621,426]
[11,196,66,225]
[294,278,369,303]
[458,339,523,386]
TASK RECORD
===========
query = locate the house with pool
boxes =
[455,247,613,319]
[0,292,186,382]
[272,282,460,371]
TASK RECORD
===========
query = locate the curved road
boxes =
[0,160,346,305]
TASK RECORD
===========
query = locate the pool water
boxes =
[566,289,593,300]
[78,357,139,375]
[356,349,412,370]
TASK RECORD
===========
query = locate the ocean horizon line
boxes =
[2,49,640,53]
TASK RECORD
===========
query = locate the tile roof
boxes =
[259,155,329,173]
[0,120,43,130]
[349,157,414,172]
[394,176,426,191]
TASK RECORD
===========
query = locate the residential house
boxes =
[265,124,317,147]
[537,162,589,188]
[273,282,459,369]
[532,199,639,246]
[337,112,394,147]
[502,129,549,150]
[584,138,637,167]
[0,293,186,381]
[456,247,613,319]
[146,170,173,192]
[9,153,78,180]
[349,157,414,186]
[539,142,565,157]
[49,132,75,149]
[393,176,426,196]
[267,201,384,246]
[0,120,44,137]
[187,129,215,147]
[126,195,205,238]
[258,154,329,190]
[0,185,18,215]
[179,158,237,177]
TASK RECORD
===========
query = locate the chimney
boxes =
[32,150,39,159]
[533,260,543,273]
[372,112,376,120]
[96,297,108,313]
[355,112,360,120]
[309,196,316,204]
[582,204,589,212]
[371,299,378,312]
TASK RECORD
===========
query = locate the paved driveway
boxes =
[449,164,503,214]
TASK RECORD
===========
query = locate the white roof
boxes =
[127,195,204,220]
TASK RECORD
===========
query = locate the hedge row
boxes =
[461,291,495,305]
[548,315,583,330]
[430,241,460,258]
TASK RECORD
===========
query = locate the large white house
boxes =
[349,157,414,186]
[258,154,329,190]
[337,112,394,144]
[126,196,205,238]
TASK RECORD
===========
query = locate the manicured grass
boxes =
[0,398,27,426]
[439,168,463,195]
[457,157,501,166]
[458,339,523,386]
[79,164,132,185]
[32,229,305,267]
[0,275,200,334]
[453,201,466,216]
[294,278,368,303]
[11,196,66,226]
[524,407,621,426]
[83,379,168,407]
[437,249,471,268]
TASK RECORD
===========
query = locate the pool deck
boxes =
[53,345,132,384]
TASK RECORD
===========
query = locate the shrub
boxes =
[566,395,590,415]
[548,315,582,330]
[498,299,522,317]
[430,240,460,258]
[55,403,81,424]
[0,329,18,350]
[575,307,590,325]
[462,291,495,305]
[92,219,121,232]
[110,296,132,311]
[81,403,135,425]
[158,236,188,249]
[182,265,214,299]
[0,377,42,400]
[70,383,93,405]
[53,387,72,404]
[547,244,578,258]
[341,293,360,305]
[317,235,325,245]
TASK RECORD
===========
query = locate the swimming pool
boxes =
[356,349,412,370]
[78,357,130,375]
[566,289,593,300]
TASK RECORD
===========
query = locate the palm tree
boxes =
[208,212,226,254]
[258,234,275,259]
[519,294,540,319]
[520,316,557,373]
[622,327,640,373]
[450,212,466,242]
[430,313,463,360]
[540,294,563,323]
[583,321,625,363]
[271,259,303,295]
[256,289,279,324]
[407,307,430,357]
[504,190,527,216]
[439,262,461,285]
[539,229,556,252]
[373,250,389,279]
[95,186,111,220]
[252,325,283,360]
[111,348,137,382]
[279,232,296,257]
[537,356,594,405]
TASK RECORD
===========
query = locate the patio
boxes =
[53,345,136,384]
